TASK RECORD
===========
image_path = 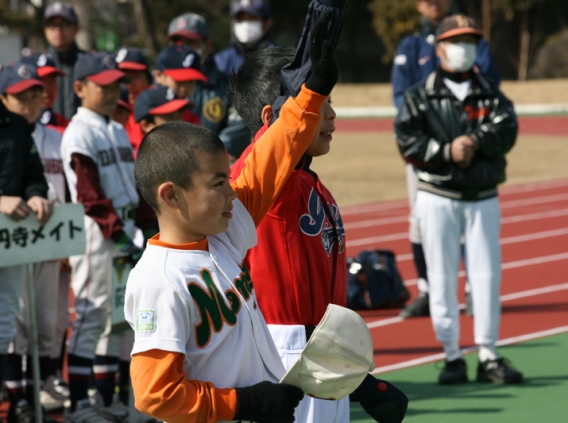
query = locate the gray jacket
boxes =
[48,43,85,119]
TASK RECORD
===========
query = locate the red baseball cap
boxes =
[0,63,45,95]
[75,52,129,86]
[21,53,66,78]
[156,45,208,83]
[134,85,189,122]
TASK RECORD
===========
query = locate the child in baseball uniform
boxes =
[60,52,157,423]
[124,13,339,423]
[229,4,408,423]
[0,61,56,422]
[133,85,189,135]
[395,15,523,385]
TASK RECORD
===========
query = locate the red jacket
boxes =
[231,125,347,326]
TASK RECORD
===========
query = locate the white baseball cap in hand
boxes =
[280,304,375,400]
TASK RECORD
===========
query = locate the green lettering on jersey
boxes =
[233,263,254,300]
[188,269,241,348]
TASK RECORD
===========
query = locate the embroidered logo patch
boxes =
[136,310,155,331]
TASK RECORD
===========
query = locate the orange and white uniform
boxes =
[124,85,326,423]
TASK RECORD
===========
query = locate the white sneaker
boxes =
[63,399,114,423]
[41,377,71,411]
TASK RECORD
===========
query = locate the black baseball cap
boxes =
[134,85,189,122]
[232,0,271,19]
[74,52,128,85]
[156,44,207,82]
[21,52,66,77]
[112,46,149,71]
[44,2,78,24]
[436,14,484,42]
[0,62,45,95]
[168,13,209,41]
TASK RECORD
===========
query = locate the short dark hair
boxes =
[135,121,226,211]
[228,46,295,135]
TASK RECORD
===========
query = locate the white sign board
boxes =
[111,255,133,332]
[0,204,86,268]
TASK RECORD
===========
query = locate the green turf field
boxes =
[351,332,568,423]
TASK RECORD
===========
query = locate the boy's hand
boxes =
[234,381,304,423]
[305,10,339,96]
[451,136,475,169]
[0,196,33,221]
[27,196,53,225]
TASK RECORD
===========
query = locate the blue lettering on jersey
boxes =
[299,188,345,257]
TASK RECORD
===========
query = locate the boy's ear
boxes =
[140,118,156,135]
[152,70,163,83]
[261,105,273,125]
[73,80,85,98]
[0,94,7,107]
[157,182,180,210]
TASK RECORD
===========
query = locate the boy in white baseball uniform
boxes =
[124,14,338,423]
[61,52,157,423]
[395,15,523,385]
[0,61,61,422]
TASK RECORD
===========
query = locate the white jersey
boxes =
[61,107,138,213]
[125,199,286,393]
[33,124,66,204]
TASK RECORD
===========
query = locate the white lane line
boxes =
[348,226,568,248]
[345,207,568,231]
[366,281,568,330]
[371,325,568,375]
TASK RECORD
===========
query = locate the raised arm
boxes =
[231,11,339,226]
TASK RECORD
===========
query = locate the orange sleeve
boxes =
[131,349,237,423]
[231,84,326,226]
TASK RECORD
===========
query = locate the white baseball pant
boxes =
[0,265,25,353]
[268,324,350,423]
[68,216,132,359]
[416,191,501,348]
[10,261,60,356]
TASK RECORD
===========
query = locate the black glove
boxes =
[234,381,304,423]
[305,10,340,96]
[350,374,408,423]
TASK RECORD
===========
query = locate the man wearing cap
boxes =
[393,0,501,320]
[44,1,85,120]
[0,63,51,423]
[167,12,251,161]
[112,46,153,153]
[395,14,523,385]
[214,0,275,77]
[60,52,157,423]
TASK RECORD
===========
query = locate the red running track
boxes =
[335,115,568,136]
[342,179,568,373]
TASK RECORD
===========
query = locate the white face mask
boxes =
[440,42,477,72]
[234,21,263,44]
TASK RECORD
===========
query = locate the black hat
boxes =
[74,52,128,85]
[168,13,209,40]
[134,85,189,122]
[44,2,78,24]
[156,44,207,82]
[21,52,66,77]
[436,14,484,42]
[0,62,44,95]
[113,46,149,72]
[232,0,271,19]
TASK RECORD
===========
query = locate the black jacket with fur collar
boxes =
[395,68,517,201]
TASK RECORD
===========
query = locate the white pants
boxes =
[0,265,25,353]
[10,261,60,356]
[268,325,350,423]
[68,216,131,359]
[405,164,421,244]
[416,191,501,347]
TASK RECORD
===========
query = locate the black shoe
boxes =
[7,401,34,423]
[438,358,468,384]
[477,357,524,384]
[464,290,474,317]
[399,292,430,318]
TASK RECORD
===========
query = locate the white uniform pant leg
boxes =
[463,197,502,346]
[416,191,463,344]
[51,267,70,359]
[12,261,60,356]
[0,265,25,353]
[268,325,350,423]
[406,164,422,244]
[68,216,124,359]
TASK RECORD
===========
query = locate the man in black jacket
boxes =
[0,100,51,394]
[43,2,85,119]
[395,15,523,385]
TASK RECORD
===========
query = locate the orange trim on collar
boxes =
[148,233,208,251]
